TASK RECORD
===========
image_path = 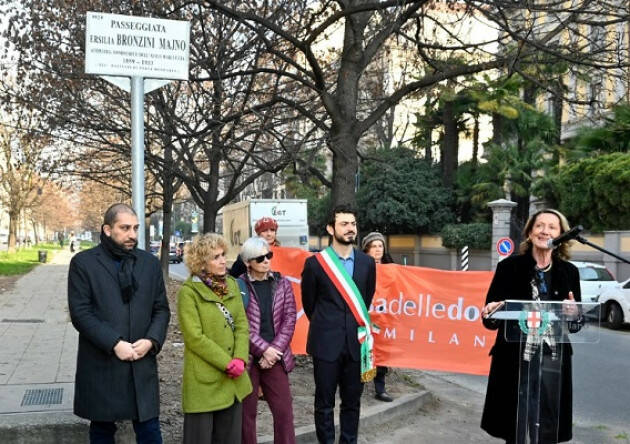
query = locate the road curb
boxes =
[258,390,432,444]
[0,412,137,444]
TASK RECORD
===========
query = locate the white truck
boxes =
[222,199,309,264]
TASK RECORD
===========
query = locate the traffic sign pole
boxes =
[85,12,190,250]
[131,76,145,249]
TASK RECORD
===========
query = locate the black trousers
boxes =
[373,366,388,394]
[313,346,364,444]
[183,401,242,444]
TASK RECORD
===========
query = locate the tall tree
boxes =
[197,0,629,207]
[0,0,307,249]
[0,113,50,252]
[471,106,557,243]
[357,147,454,234]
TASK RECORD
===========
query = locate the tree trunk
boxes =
[552,81,564,154]
[329,128,359,209]
[510,192,530,246]
[203,199,220,233]
[509,130,532,244]
[8,210,18,253]
[160,143,175,281]
[441,101,458,188]
[425,124,433,162]
[201,81,224,234]
[472,113,480,171]
[31,219,40,244]
[523,85,536,106]
[491,113,504,146]
[160,198,174,282]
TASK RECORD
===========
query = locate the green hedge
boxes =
[441,223,491,250]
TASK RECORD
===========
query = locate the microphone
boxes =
[546,225,583,249]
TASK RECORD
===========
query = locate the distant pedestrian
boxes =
[178,233,252,443]
[69,231,77,253]
[361,231,394,403]
[301,205,377,444]
[230,217,280,278]
[239,236,297,444]
[68,203,171,443]
[58,232,64,248]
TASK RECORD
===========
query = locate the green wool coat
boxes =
[177,275,252,413]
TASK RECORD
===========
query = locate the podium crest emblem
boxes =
[518,310,550,335]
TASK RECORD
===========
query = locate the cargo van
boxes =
[222,199,308,264]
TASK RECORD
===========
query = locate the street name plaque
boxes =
[85,12,190,80]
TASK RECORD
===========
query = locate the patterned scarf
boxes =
[201,273,229,298]
[523,267,558,362]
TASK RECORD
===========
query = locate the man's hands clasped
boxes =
[114,339,153,361]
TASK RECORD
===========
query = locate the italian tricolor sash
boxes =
[315,246,377,382]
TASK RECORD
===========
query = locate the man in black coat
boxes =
[301,206,376,444]
[68,203,170,443]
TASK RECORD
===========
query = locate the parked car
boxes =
[598,278,630,329]
[149,241,161,256]
[571,261,617,303]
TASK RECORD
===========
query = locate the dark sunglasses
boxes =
[252,251,273,263]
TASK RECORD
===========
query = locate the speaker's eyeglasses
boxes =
[252,251,273,263]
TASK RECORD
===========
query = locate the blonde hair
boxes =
[519,209,572,260]
[184,233,228,276]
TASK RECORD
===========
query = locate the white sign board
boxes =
[249,201,308,227]
[85,12,190,80]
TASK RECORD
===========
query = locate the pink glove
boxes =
[225,358,245,378]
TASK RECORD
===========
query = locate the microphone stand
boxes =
[575,235,630,265]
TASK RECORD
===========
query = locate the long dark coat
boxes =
[300,248,376,362]
[68,244,170,422]
[481,253,581,443]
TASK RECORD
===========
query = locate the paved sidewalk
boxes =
[0,249,88,442]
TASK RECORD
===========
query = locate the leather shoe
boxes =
[375,391,393,402]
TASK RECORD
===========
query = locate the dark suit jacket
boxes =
[301,248,376,362]
[68,244,170,422]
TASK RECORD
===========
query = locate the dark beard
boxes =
[334,232,356,245]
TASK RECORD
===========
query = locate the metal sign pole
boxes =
[131,76,145,250]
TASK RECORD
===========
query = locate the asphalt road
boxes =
[169,261,188,281]
[572,324,630,429]
[427,324,630,435]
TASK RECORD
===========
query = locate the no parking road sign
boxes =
[496,237,514,257]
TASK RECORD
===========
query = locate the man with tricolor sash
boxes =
[301,205,377,444]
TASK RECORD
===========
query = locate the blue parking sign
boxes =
[496,237,514,256]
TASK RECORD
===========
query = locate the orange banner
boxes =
[273,247,495,376]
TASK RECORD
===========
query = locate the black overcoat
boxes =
[300,248,376,361]
[480,253,581,443]
[68,245,170,422]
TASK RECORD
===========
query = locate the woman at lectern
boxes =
[480,209,581,443]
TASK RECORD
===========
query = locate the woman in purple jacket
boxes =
[239,237,297,444]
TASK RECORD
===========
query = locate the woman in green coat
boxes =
[178,233,252,443]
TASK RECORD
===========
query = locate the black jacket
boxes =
[68,245,170,422]
[300,248,376,361]
[480,253,581,442]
